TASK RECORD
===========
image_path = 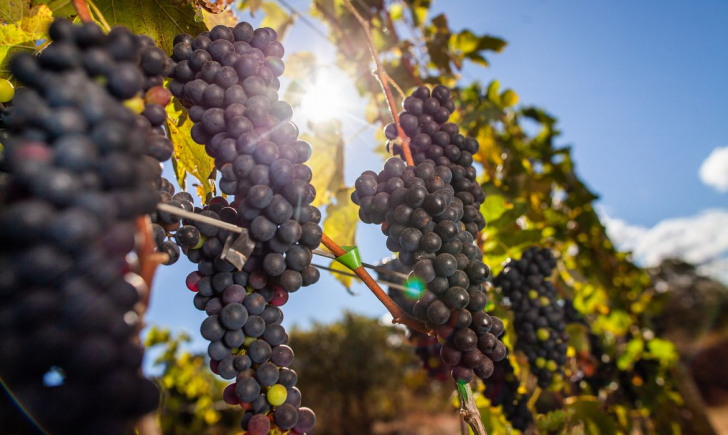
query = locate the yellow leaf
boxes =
[388,3,403,21]
[323,187,357,249]
[166,99,216,202]
[329,258,356,289]
[305,120,344,207]
[323,187,359,288]
[203,8,238,29]
[239,0,264,15]
[260,1,295,41]
[283,51,316,81]
[501,89,519,107]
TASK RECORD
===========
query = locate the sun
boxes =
[298,67,352,123]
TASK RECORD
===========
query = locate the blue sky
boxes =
[144,1,728,364]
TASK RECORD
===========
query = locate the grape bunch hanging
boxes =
[493,247,568,388]
[385,86,486,239]
[354,85,506,384]
[165,22,320,434]
[0,20,165,434]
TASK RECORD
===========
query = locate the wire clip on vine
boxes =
[333,246,363,270]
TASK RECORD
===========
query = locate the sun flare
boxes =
[298,68,352,123]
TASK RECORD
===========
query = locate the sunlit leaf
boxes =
[260,1,295,41]
[202,8,237,29]
[388,3,403,21]
[305,120,344,207]
[322,187,357,249]
[480,194,508,224]
[328,258,356,289]
[617,337,643,370]
[166,99,216,201]
[0,0,53,75]
[239,0,263,14]
[90,0,207,55]
[501,89,519,107]
[283,51,316,81]
[645,338,678,367]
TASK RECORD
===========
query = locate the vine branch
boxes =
[341,0,414,166]
[72,0,93,23]
[457,381,488,435]
[133,217,165,435]
[320,233,430,335]
[382,7,426,87]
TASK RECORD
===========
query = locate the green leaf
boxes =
[476,35,507,52]
[304,120,344,207]
[407,0,431,28]
[480,194,508,223]
[450,29,479,54]
[645,338,678,368]
[31,0,77,17]
[166,99,216,202]
[91,0,207,55]
[0,0,53,75]
[260,1,295,41]
[566,323,590,354]
[617,337,643,371]
[565,397,618,435]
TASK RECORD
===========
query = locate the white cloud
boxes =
[699,146,728,192]
[602,209,728,282]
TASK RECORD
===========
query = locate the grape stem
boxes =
[456,382,489,435]
[320,233,430,334]
[135,216,167,306]
[133,216,165,435]
[310,262,414,294]
[72,0,93,23]
[341,0,414,166]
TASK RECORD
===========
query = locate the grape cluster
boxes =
[354,155,506,383]
[493,247,567,388]
[0,20,162,434]
[384,85,485,239]
[482,358,533,431]
[167,23,319,434]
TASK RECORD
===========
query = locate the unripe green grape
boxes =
[536,328,550,341]
[0,78,14,102]
[267,384,288,406]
